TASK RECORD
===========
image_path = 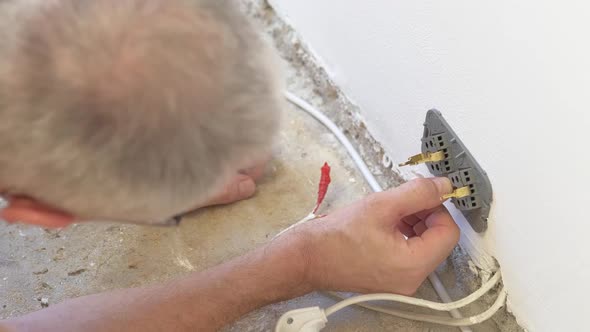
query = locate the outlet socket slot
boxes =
[449,169,481,211]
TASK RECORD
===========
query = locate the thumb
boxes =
[382,177,452,218]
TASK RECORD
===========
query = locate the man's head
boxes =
[0,0,283,227]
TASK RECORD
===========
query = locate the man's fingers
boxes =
[414,207,443,221]
[203,174,257,207]
[383,178,452,219]
[239,160,268,181]
[404,206,449,226]
[397,222,416,238]
[401,215,420,226]
[412,220,428,236]
[399,205,449,237]
[407,208,460,263]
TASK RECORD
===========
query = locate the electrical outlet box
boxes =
[422,110,493,233]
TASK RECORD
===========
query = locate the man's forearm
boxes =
[2,233,312,332]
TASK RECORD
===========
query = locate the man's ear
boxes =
[1,197,75,228]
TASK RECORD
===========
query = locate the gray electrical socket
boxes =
[421,110,493,233]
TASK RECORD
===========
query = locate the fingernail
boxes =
[238,179,256,197]
[432,177,452,195]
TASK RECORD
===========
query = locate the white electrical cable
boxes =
[284,92,381,192]
[284,91,505,331]
[327,288,507,327]
[274,213,317,239]
[324,271,501,315]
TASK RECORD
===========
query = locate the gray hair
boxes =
[0,0,283,223]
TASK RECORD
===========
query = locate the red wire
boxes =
[313,162,332,214]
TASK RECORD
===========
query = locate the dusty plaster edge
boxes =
[240,1,525,330]
[243,0,404,189]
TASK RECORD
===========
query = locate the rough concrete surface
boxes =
[1,1,523,331]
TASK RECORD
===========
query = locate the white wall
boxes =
[269,1,590,330]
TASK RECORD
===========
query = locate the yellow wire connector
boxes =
[441,186,471,201]
[399,151,445,167]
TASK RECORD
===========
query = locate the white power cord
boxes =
[277,91,505,332]
[274,213,317,239]
[326,288,507,327]
[275,288,506,331]
[324,271,501,314]
[284,92,381,192]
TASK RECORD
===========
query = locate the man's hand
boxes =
[1,178,460,332]
[294,177,460,295]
